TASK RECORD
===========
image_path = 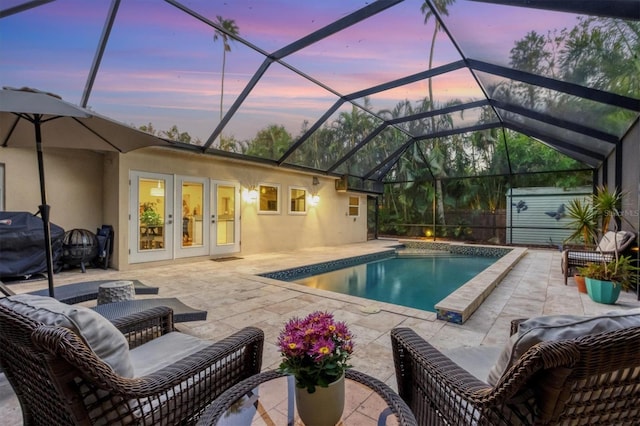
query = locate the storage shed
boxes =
[506,187,591,246]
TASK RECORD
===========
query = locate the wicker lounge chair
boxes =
[92,297,208,323]
[26,279,159,304]
[1,280,206,323]
[0,294,264,425]
[391,311,640,425]
[561,230,637,285]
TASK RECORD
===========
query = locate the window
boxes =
[348,196,359,216]
[289,187,307,214]
[259,184,280,214]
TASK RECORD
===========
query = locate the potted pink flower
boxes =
[277,311,354,393]
[277,311,354,425]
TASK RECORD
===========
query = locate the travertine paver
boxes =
[1,240,638,425]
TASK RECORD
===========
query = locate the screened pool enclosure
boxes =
[1,0,638,243]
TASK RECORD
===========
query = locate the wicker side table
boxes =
[97,280,135,305]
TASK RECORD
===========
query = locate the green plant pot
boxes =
[585,277,621,304]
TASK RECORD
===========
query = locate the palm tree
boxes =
[420,0,456,229]
[420,0,455,111]
[213,16,239,127]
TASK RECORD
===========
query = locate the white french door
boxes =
[210,180,240,256]
[176,176,210,258]
[129,174,240,263]
[129,171,175,263]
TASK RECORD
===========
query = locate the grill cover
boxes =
[0,211,65,279]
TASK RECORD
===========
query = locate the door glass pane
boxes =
[139,178,165,250]
[217,185,235,245]
[182,181,204,247]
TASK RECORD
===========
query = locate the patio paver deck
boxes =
[1,239,638,425]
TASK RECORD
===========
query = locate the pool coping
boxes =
[257,240,527,324]
[425,242,528,324]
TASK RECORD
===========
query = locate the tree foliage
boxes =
[136,13,634,242]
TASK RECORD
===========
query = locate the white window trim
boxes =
[288,186,308,215]
[258,183,281,214]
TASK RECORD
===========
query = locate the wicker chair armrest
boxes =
[33,325,264,424]
[392,328,503,424]
[109,306,175,348]
[131,326,265,394]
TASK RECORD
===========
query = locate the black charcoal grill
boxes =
[62,229,98,273]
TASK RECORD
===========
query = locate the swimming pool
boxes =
[273,252,498,313]
[260,242,525,323]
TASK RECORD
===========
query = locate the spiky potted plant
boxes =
[564,198,598,293]
[579,186,638,303]
[578,255,639,304]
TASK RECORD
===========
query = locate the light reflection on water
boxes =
[293,254,496,312]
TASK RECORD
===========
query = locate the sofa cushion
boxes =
[487,308,640,386]
[0,294,134,377]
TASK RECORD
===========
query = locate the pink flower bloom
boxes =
[277,311,355,392]
[311,338,335,361]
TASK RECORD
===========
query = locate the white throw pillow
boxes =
[0,294,134,377]
[597,231,631,252]
[486,308,640,386]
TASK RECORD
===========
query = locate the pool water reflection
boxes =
[292,254,498,312]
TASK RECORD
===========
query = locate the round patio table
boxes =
[196,369,417,425]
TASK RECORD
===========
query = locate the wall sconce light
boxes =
[243,186,258,203]
[309,177,320,206]
[309,194,320,206]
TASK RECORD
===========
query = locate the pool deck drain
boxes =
[360,305,381,314]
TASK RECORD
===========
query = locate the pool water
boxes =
[291,253,497,312]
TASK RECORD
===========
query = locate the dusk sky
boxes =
[0,0,581,143]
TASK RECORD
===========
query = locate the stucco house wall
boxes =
[597,119,639,234]
[3,147,104,231]
[3,146,368,271]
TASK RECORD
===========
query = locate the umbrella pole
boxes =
[34,116,55,298]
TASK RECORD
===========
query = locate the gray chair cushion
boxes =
[129,331,213,377]
[441,346,502,383]
[487,308,640,386]
[0,294,134,377]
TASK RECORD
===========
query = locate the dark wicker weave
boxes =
[0,304,264,425]
[26,279,160,304]
[92,297,208,323]
[196,369,418,425]
[391,325,640,425]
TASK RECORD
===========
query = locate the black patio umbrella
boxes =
[0,87,171,297]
